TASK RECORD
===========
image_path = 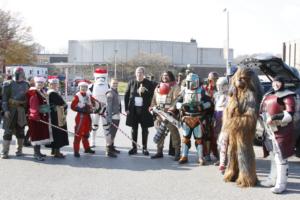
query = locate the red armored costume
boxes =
[71,81,97,157]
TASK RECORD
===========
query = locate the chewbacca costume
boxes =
[222,67,262,187]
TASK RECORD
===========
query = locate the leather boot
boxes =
[84,148,95,154]
[33,145,45,161]
[16,138,24,156]
[174,148,181,161]
[151,148,163,159]
[178,156,188,164]
[128,147,137,155]
[112,143,120,154]
[1,140,10,159]
[53,148,65,158]
[106,145,117,158]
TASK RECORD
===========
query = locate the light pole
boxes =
[114,49,118,79]
[223,8,231,75]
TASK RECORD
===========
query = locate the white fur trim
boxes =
[34,76,46,83]
[31,138,53,146]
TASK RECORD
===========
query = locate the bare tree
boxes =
[0,9,39,66]
[124,52,171,80]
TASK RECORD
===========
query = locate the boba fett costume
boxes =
[1,67,29,159]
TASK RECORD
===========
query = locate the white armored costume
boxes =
[89,68,109,147]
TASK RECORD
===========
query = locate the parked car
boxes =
[240,55,300,156]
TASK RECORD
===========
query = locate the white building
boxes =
[68,39,233,68]
[5,66,48,79]
[283,39,300,69]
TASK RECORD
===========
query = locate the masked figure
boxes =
[176,73,214,165]
[260,76,296,194]
[89,68,109,147]
[1,67,29,159]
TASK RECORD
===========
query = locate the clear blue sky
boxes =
[1,0,299,57]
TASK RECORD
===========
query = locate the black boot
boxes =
[142,148,149,156]
[84,148,95,154]
[151,152,163,159]
[112,143,120,154]
[33,145,45,161]
[174,148,181,161]
[74,152,80,158]
[128,147,137,155]
[106,145,117,158]
[168,139,175,156]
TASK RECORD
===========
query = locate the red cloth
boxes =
[26,89,51,144]
[71,93,93,136]
[73,135,90,152]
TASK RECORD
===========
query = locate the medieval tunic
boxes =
[2,80,29,140]
[48,90,69,149]
[27,88,53,145]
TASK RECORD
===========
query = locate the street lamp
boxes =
[114,49,118,78]
[223,8,231,75]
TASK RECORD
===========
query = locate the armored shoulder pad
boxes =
[276,89,296,98]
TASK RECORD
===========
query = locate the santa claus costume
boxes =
[27,76,53,161]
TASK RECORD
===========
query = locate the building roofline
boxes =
[68,39,197,45]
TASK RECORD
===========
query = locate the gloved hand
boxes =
[76,106,91,114]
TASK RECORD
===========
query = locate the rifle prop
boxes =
[152,107,180,127]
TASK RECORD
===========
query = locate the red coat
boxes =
[27,88,52,145]
[71,92,96,136]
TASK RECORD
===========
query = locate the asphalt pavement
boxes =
[0,105,299,200]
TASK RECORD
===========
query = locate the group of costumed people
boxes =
[1,64,297,194]
[1,67,69,161]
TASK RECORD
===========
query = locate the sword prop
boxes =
[39,119,79,136]
[109,121,142,149]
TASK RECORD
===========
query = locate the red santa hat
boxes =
[94,68,108,78]
[78,80,89,87]
[48,76,59,84]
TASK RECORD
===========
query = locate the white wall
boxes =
[5,66,48,78]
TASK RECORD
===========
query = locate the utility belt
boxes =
[8,99,26,108]
[183,112,201,117]
[182,116,200,129]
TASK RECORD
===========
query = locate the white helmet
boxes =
[216,77,229,94]
[94,68,108,85]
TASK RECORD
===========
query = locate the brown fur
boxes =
[222,67,262,187]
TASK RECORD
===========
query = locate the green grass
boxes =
[118,81,127,94]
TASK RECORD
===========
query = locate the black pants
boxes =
[131,123,149,149]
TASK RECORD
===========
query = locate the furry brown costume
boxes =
[222,67,262,187]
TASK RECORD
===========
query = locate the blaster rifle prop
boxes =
[152,107,180,127]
